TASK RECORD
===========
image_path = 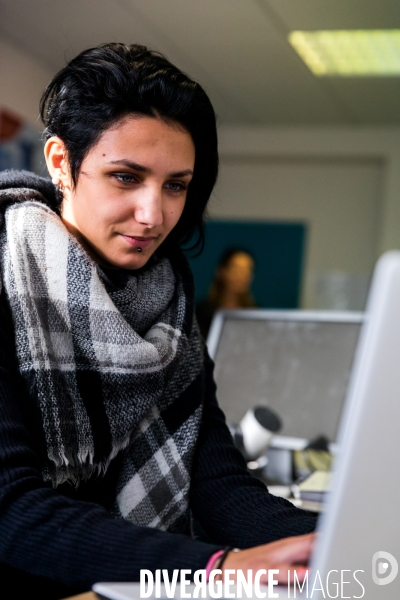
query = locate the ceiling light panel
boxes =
[289,30,400,76]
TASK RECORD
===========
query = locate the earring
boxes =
[52,177,64,190]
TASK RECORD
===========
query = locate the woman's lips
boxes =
[120,234,158,249]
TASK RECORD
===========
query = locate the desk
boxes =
[62,593,96,600]
[63,583,306,599]
[268,485,323,513]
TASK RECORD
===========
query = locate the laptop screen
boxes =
[207,310,362,445]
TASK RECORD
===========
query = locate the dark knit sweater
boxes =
[0,290,316,598]
[0,174,316,599]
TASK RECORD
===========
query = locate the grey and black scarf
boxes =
[0,170,204,534]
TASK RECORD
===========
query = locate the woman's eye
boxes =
[166,182,188,192]
[114,173,138,184]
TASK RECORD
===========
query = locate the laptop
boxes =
[93,250,400,599]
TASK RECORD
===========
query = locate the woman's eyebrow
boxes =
[107,159,150,172]
[107,159,193,177]
[170,169,193,177]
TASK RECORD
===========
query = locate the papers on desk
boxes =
[268,470,331,513]
[296,469,332,503]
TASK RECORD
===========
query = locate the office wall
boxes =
[214,126,400,309]
[211,155,382,309]
[0,36,53,126]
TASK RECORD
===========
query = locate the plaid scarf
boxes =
[0,177,204,534]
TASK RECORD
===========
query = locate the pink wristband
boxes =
[206,550,224,581]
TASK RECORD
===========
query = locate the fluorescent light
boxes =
[288,30,400,76]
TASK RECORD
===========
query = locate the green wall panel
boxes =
[187,220,307,308]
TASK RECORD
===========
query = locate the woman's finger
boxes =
[261,532,316,566]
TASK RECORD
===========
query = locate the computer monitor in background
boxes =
[206,310,363,451]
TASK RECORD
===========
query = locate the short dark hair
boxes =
[217,246,255,269]
[39,43,218,251]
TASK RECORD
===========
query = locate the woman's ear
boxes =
[44,137,70,190]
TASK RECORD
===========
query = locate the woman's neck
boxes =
[218,291,243,309]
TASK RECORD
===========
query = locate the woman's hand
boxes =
[221,532,316,585]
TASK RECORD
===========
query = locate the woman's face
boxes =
[220,252,255,294]
[54,116,195,270]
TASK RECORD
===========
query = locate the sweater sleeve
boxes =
[0,293,221,596]
[189,348,318,547]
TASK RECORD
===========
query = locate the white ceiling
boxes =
[1,0,400,126]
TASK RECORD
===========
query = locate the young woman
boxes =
[196,247,257,338]
[0,43,316,599]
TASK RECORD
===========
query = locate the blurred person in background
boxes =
[196,247,257,338]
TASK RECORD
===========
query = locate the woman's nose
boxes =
[135,187,164,227]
